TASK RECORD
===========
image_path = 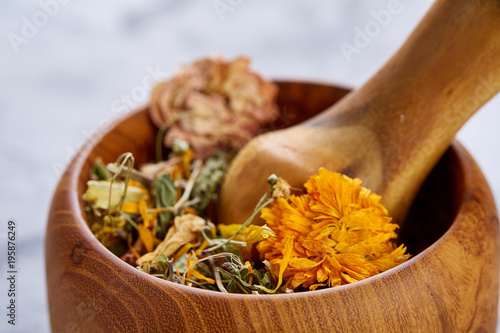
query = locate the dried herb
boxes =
[154,174,176,237]
[83,56,409,295]
[90,159,111,180]
[191,151,233,213]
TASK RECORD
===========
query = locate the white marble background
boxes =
[1,0,499,332]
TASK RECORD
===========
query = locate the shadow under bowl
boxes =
[46,81,499,332]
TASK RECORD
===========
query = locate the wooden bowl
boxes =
[46,81,499,332]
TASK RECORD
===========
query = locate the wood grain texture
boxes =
[46,81,499,332]
[218,0,500,226]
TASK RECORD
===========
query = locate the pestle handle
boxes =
[219,0,500,226]
[309,0,500,220]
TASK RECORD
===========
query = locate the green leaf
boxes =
[154,174,176,237]
[172,252,189,275]
[219,266,252,294]
[137,262,151,274]
[254,271,272,289]
[90,161,111,180]
[157,253,170,273]
[219,244,244,263]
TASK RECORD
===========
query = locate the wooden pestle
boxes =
[219,0,500,225]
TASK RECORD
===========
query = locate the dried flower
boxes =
[257,168,409,291]
[137,214,206,266]
[149,56,279,158]
[140,158,182,180]
[218,224,276,260]
[271,177,291,199]
[82,180,147,211]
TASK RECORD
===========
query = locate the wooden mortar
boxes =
[46,81,499,332]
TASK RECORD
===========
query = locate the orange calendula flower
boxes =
[256,168,410,291]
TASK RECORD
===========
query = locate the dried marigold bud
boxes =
[271,177,291,199]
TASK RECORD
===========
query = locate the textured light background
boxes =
[0,0,499,331]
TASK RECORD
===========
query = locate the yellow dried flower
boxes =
[82,180,146,210]
[257,168,409,291]
[136,214,205,266]
[218,224,276,260]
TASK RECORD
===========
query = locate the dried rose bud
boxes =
[149,56,279,159]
